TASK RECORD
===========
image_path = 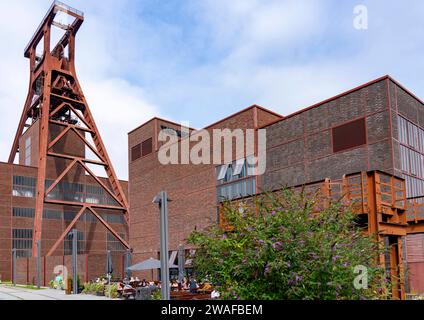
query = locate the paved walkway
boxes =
[0,285,116,300]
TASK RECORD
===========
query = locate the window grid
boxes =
[12,176,36,198]
[24,137,31,166]
[216,157,256,202]
[397,115,424,198]
[107,232,126,252]
[13,207,35,218]
[64,230,85,255]
[43,209,63,220]
[12,228,33,258]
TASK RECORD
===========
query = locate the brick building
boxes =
[128,75,424,293]
[128,107,281,278]
[0,126,129,282]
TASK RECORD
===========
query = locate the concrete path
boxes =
[0,285,117,300]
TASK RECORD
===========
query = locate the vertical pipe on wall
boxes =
[72,229,78,294]
[12,248,17,286]
[36,240,41,288]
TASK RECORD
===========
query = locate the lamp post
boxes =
[153,191,170,300]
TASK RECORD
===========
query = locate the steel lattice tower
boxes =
[8,1,130,257]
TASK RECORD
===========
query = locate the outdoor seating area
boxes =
[113,277,217,300]
[76,256,219,300]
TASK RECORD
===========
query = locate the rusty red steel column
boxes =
[8,1,130,258]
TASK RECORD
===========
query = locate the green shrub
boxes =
[104,284,119,299]
[189,189,389,300]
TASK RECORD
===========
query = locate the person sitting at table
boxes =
[182,280,189,290]
[189,278,198,293]
[171,280,178,291]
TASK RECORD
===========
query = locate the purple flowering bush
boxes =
[188,189,390,300]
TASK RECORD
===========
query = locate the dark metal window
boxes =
[332,118,366,153]
[160,125,189,138]
[103,213,125,224]
[84,212,98,223]
[216,157,256,202]
[12,229,33,258]
[13,207,35,218]
[398,115,424,198]
[12,176,36,198]
[43,209,63,220]
[64,230,85,255]
[64,211,83,221]
[141,138,153,157]
[131,143,141,161]
[45,179,117,206]
[107,232,126,252]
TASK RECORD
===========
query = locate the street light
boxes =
[153,191,171,300]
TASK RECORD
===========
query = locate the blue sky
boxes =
[0,0,423,179]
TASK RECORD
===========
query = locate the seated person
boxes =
[189,279,198,293]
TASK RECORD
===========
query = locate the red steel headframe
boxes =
[8,1,130,257]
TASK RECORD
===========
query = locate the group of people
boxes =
[123,276,161,290]
[122,276,220,299]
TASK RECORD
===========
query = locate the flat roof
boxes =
[128,104,283,135]
[260,75,424,129]
[128,75,423,135]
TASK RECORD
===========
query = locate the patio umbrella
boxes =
[127,257,178,271]
[124,250,132,278]
[106,251,113,299]
[126,258,177,280]
[107,251,114,274]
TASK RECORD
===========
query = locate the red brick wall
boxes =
[128,107,280,273]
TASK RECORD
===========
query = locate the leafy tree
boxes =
[188,189,390,300]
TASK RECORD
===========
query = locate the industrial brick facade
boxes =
[128,75,424,292]
[0,160,129,282]
[128,107,281,278]
[262,77,393,190]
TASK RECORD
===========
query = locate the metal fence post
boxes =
[153,191,170,300]
[72,229,78,295]
[36,240,41,289]
[12,248,17,286]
